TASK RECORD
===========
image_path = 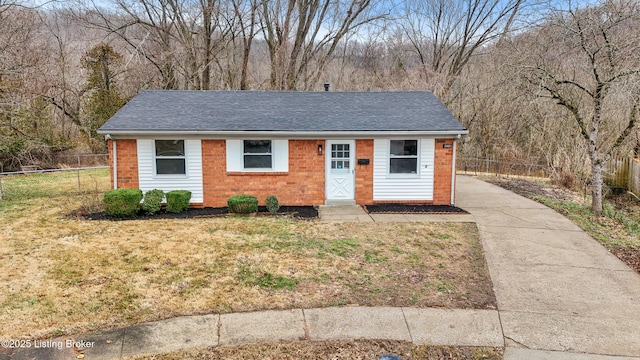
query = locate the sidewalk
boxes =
[3,307,502,360]
[4,175,640,359]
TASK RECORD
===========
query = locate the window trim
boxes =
[153,139,188,177]
[388,139,420,177]
[243,140,274,170]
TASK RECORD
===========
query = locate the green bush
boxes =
[103,188,143,218]
[266,195,280,214]
[141,189,165,215]
[228,194,258,214]
[165,190,191,213]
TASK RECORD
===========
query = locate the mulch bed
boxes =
[365,204,468,214]
[81,206,318,220]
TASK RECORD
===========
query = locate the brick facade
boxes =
[108,139,139,189]
[201,139,325,207]
[355,139,374,204]
[107,138,458,207]
[433,138,456,204]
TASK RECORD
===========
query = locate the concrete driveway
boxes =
[456,175,640,359]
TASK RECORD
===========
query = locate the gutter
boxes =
[106,135,117,189]
[97,130,469,139]
[451,137,457,205]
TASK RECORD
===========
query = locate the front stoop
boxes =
[318,205,373,223]
[324,199,357,206]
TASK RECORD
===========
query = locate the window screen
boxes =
[243,140,272,169]
[389,140,418,174]
[155,140,186,175]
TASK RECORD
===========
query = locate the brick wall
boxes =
[433,138,455,204]
[355,139,374,204]
[202,140,325,207]
[108,139,139,189]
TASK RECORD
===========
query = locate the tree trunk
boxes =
[590,155,604,216]
[236,0,257,90]
[589,83,604,216]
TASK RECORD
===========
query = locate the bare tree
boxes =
[41,11,84,130]
[521,0,640,215]
[399,0,528,98]
[230,0,258,89]
[0,5,80,169]
[259,0,386,90]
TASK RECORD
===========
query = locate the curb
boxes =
[3,306,502,359]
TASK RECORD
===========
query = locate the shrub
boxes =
[552,171,576,190]
[142,189,165,215]
[165,190,191,213]
[266,195,280,214]
[228,194,258,214]
[103,188,143,218]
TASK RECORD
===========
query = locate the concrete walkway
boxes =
[318,205,374,222]
[318,205,476,223]
[456,175,640,359]
[4,175,640,359]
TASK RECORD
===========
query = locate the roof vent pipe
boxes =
[324,83,330,92]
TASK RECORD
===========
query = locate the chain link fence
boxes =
[456,157,555,178]
[0,154,110,201]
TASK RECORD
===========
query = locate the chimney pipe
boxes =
[324,83,330,92]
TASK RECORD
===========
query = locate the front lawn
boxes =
[0,194,494,340]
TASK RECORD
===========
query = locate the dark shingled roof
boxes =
[98,90,467,133]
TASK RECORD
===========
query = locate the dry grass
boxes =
[0,168,110,201]
[0,193,494,340]
[128,340,503,360]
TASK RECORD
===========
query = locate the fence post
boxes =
[77,155,81,192]
[630,159,640,196]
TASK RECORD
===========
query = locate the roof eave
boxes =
[98,129,469,139]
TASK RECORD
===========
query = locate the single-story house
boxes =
[97,90,468,207]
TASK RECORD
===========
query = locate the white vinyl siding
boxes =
[137,139,204,203]
[373,138,434,201]
[226,139,289,172]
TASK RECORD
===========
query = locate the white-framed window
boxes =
[227,139,288,172]
[389,140,418,174]
[243,140,272,169]
[155,140,186,175]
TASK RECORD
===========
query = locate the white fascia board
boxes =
[98,130,469,139]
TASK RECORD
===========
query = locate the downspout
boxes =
[107,135,118,189]
[450,137,458,205]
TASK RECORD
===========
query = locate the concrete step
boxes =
[324,199,356,206]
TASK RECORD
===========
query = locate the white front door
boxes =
[326,140,355,201]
